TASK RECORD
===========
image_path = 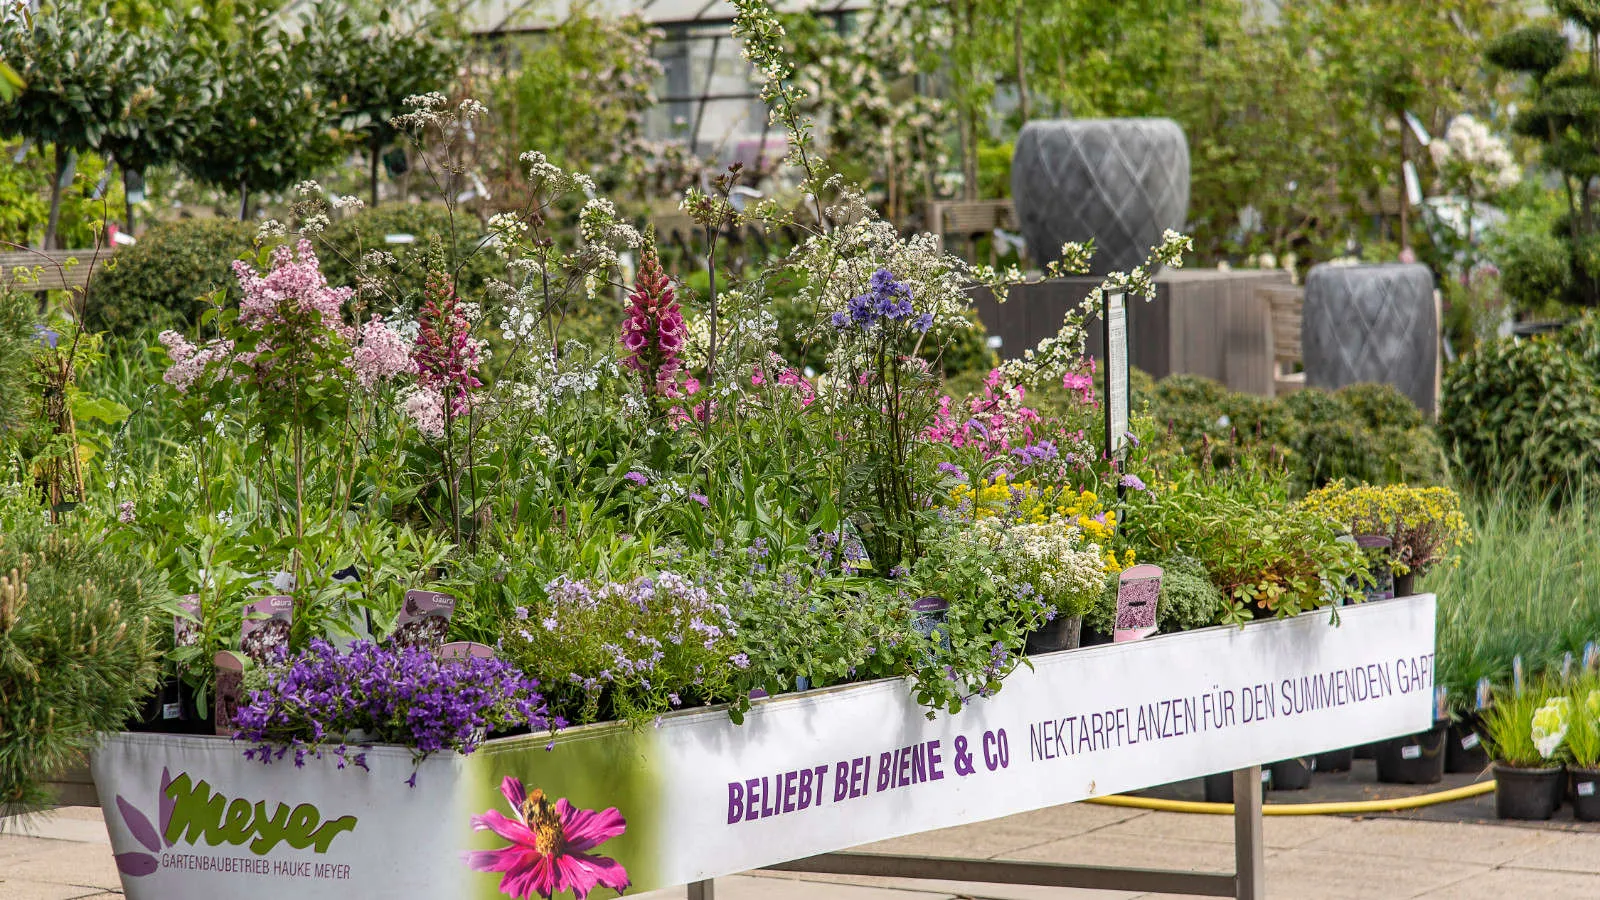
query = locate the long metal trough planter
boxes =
[91,594,1437,900]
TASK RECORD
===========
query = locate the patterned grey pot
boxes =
[1302,263,1438,415]
[1011,119,1190,275]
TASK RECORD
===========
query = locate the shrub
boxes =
[315,203,503,309]
[0,515,165,811]
[85,219,254,336]
[1280,389,1380,488]
[1439,332,1600,494]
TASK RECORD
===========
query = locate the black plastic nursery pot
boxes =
[1203,769,1269,804]
[1353,742,1377,759]
[125,676,209,735]
[1024,614,1083,655]
[1313,747,1355,773]
[1493,763,1565,820]
[1570,767,1600,822]
[1445,716,1491,774]
[1269,757,1315,790]
[1374,723,1447,784]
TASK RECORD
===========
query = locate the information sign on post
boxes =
[1103,291,1129,460]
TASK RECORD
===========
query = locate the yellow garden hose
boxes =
[1086,780,1495,816]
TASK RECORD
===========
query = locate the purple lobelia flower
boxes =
[233,640,549,780]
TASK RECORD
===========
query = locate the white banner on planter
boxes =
[93,594,1436,900]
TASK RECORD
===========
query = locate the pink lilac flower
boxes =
[402,386,447,438]
[117,500,136,524]
[620,242,685,395]
[157,330,233,394]
[464,777,630,900]
[413,270,485,417]
[232,240,353,335]
[349,316,411,390]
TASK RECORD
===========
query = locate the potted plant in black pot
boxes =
[1566,681,1600,822]
[1484,687,1568,820]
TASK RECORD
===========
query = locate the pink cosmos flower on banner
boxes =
[465,776,630,900]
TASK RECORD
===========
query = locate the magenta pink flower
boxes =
[232,240,352,333]
[620,242,685,395]
[465,777,630,900]
[349,316,410,390]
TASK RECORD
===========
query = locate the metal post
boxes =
[1232,766,1265,900]
[688,879,715,900]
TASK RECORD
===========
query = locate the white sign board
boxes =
[94,595,1436,899]
[1106,291,1129,455]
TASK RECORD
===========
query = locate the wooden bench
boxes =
[925,199,1016,263]
[0,248,112,294]
[1259,283,1306,396]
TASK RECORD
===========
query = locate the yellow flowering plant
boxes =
[1299,483,1470,576]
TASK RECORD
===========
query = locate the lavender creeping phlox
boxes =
[233,640,551,780]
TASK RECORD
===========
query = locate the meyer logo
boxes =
[112,767,359,877]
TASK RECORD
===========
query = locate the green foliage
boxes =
[1424,487,1600,714]
[1145,374,1445,492]
[84,219,253,335]
[0,289,32,444]
[1486,27,1568,78]
[0,2,135,154]
[181,0,349,208]
[1085,554,1223,635]
[1482,685,1558,768]
[1497,218,1574,317]
[0,512,166,811]
[1118,468,1365,621]
[314,204,502,309]
[1439,329,1600,494]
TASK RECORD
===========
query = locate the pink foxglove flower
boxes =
[464,777,630,900]
[413,270,485,417]
[620,242,685,394]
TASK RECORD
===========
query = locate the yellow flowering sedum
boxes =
[1299,483,1469,575]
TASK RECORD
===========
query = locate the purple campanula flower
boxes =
[1120,473,1148,491]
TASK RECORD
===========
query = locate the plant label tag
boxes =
[241,595,293,664]
[1513,655,1524,693]
[174,594,201,648]
[1586,642,1599,672]
[1114,565,1162,643]
[162,702,181,720]
[1433,686,1449,721]
[1401,744,1422,760]
[1261,770,1272,784]
[1104,291,1129,458]
[391,590,457,651]
[1476,677,1492,710]
[1460,733,1480,750]
[213,650,246,736]
[1563,652,1575,680]
[1579,782,1596,797]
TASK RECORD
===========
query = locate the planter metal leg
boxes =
[1232,766,1266,900]
[688,879,714,900]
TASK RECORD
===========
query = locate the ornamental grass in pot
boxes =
[1484,688,1567,820]
[1565,681,1600,822]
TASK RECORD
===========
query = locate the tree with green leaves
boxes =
[303,8,453,206]
[181,0,349,219]
[1491,4,1600,308]
[0,1,135,248]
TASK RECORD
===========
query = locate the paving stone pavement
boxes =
[4,803,1600,899]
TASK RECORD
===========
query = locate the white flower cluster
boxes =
[1001,230,1191,388]
[966,517,1106,615]
[1430,115,1520,195]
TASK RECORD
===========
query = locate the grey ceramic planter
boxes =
[1011,118,1190,275]
[1302,263,1438,415]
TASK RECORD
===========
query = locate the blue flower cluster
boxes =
[234,640,554,779]
[832,268,934,333]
